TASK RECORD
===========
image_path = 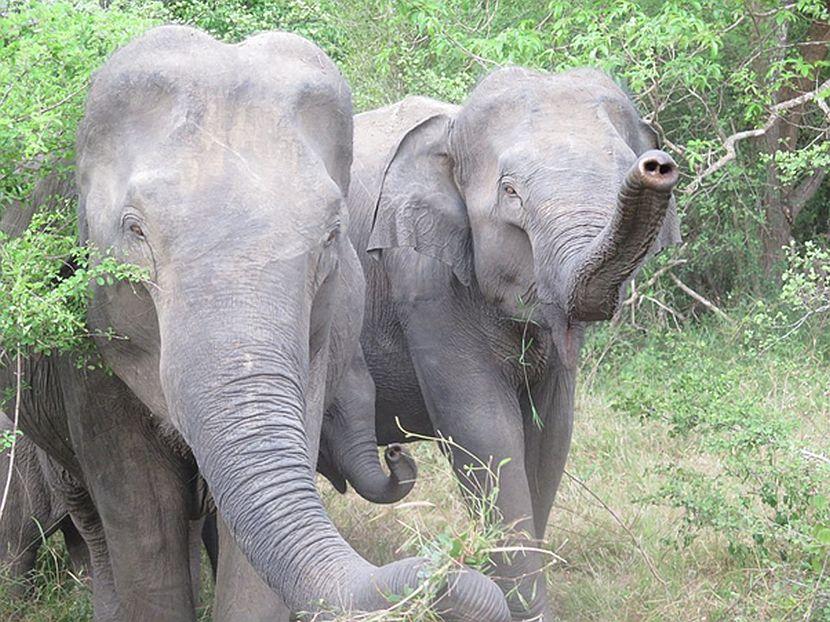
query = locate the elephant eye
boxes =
[501,181,521,204]
[323,226,339,247]
[129,223,145,239]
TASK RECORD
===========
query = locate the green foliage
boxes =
[595,324,830,571]
[0,428,22,452]
[742,240,830,354]
[0,199,147,358]
[0,0,162,211]
[0,1,160,362]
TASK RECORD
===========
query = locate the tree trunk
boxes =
[760,14,830,277]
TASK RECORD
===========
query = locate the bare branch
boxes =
[683,78,830,195]
[668,273,731,321]
[0,352,22,522]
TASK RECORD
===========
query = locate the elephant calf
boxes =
[328,67,681,620]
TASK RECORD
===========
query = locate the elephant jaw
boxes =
[564,150,678,322]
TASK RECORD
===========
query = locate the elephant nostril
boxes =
[637,150,678,190]
[386,444,401,461]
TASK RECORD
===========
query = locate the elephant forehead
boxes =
[458,67,638,143]
[497,133,635,177]
[78,26,350,162]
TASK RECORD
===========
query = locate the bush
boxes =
[594,324,830,570]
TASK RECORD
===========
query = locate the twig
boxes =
[668,273,731,321]
[564,469,668,587]
[642,294,687,322]
[621,259,689,308]
[0,351,22,522]
[761,303,830,352]
[801,449,830,466]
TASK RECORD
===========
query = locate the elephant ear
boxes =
[367,114,472,286]
[655,195,682,252]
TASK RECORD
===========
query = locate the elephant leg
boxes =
[213,514,289,622]
[408,343,553,621]
[59,514,91,577]
[0,430,50,597]
[61,366,197,622]
[58,479,121,621]
[201,512,219,581]
[188,517,205,606]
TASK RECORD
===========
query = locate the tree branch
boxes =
[668,273,731,321]
[683,78,830,195]
[0,353,22,523]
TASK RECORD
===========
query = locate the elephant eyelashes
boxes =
[323,227,338,247]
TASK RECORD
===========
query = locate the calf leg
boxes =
[213,515,289,622]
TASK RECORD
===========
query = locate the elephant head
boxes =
[368,67,680,361]
[76,26,508,621]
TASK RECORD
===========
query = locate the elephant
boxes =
[1,26,509,622]
[0,413,89,599]
[326,66,681,620]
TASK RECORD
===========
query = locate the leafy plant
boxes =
[598,326,829,570]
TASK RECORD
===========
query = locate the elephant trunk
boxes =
[158,291,508,620]
[564,150,678,321]
[332,433,417,504]
[323,362,416,504]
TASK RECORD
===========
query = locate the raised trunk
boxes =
[565,150,678,321]
[157,292,508,621]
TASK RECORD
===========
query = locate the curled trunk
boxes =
[335,440,417,504]
[565,150,678,321]
[323,381,417,503]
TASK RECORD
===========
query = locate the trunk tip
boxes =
[637,149,678,192]
[385,443,403,463]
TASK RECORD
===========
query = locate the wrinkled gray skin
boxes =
[331,67,681,620]
[0,413,89,597]
[3,26,509,622]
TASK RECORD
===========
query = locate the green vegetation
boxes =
[1,0,828,619]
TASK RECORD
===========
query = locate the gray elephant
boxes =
[1,26,509,622]
[328,67,681,620]
[0,414,88,598]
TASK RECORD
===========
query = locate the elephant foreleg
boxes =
[406,339,554,621]
[61,365,198,622]
[522,367,575,540]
